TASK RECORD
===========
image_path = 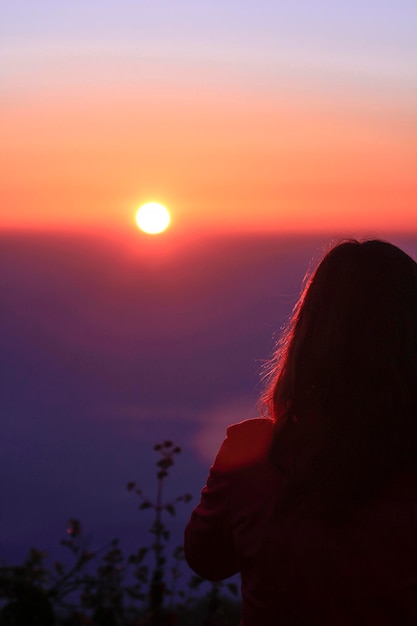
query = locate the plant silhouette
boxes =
[0,442,239,626]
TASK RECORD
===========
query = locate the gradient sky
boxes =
[1,1,417,576]
[1,0,416,235]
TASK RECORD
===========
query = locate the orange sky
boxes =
[1,79,416,236]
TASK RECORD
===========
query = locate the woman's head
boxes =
[264,239,417,420]
[264,239,417,507]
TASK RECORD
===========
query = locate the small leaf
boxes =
[127,481,136,492]
[128,547,148,564]
[188,575,205,589]
[138,547,148,560]
[135,565,149,583]
[177,493,192,503]
[66,518,82,537]
[139,501,152,510]
[165,504,176,517]
[173,546,184,559]
[128,554,139,564]
[80,550,95,563]
[157,458,173,469]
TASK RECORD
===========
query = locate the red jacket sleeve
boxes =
[184,418,273,581]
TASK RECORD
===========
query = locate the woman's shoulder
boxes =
[213,418,274,472]
[226,417,274,436]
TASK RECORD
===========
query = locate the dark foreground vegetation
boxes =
[0,442,240,625]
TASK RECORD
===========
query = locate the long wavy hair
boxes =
[262,239,417,517]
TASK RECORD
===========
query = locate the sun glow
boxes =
[135,203,171,235]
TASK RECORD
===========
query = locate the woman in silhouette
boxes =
[184,239,417,625]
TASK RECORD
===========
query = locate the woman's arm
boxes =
[184,461,239,581]
[184,418,274,581]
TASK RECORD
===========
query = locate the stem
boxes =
[156,474,163,539]
[150,474,165,616]
[154,473,164,576]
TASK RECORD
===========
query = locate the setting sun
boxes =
[135,203,171,235]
